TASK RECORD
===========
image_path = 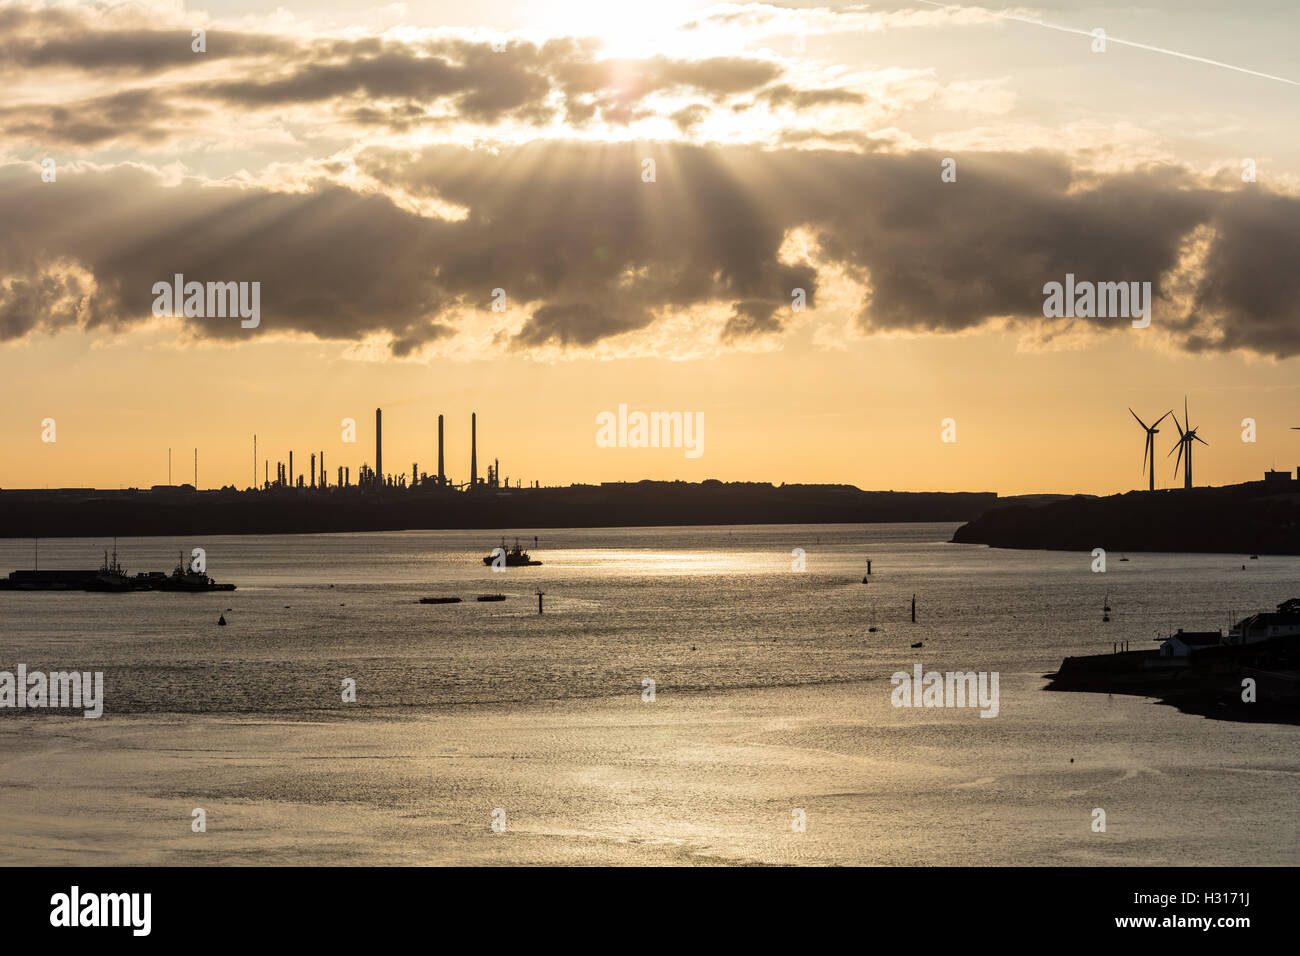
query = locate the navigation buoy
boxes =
[217,614,226,626]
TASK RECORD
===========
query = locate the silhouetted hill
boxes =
[953,482,1300,554]
[0,481,1000,538]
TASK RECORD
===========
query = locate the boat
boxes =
[2,542,236,593]
[419,596,462,604]
[93,545,135,591]
[476,594,507,602]
[152,552,237,592]
[482,538,541,567]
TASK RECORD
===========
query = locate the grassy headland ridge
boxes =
[953,481,1300,554]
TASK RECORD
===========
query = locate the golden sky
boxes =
[2,1,1298,495]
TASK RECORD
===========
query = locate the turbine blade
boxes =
[1129,408,1149,430]
[1173,441,1184,474]
[1194,433,1208,445]
[1155,410,1173,427]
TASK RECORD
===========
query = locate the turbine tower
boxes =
[1129,407,1172,492]
[1168,397,1207,490]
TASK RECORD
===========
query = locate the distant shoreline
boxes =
[0,481,1016,539]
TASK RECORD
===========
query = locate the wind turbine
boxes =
[1168,397,1207,490]
[1129,408,1173,491]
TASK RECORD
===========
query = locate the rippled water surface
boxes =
[2,525,1297,865]
[2,524,1296,712]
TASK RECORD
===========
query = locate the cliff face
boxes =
[952,483,1300,554]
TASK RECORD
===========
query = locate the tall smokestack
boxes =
[320,452,325,488]
[471,413,477,487]
[310,453,316,489]
[438,414,445,486]
[376,408,383,489]
[289,451,293,489]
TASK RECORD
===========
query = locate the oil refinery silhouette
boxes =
[0,407,1008,538]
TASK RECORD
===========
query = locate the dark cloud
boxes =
[1,145,1297,358]
[0,164,450,346]
[197,44,550,124]
[514,302,653,348]
[1181,189,1300,356]
[721,300,782,341]
[669,104,711,132]
[0,8,294,74]
[758,84,866,109]
[0,89,184,145]
[0,10,804,137]
[554,55,781,126]
[0,270,92,340]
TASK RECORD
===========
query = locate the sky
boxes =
[2,0,1298,495]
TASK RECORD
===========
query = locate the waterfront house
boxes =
[1159,631,1224,657]
[1226,599,1300,645]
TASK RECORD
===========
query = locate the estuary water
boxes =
[0,523,1296,865]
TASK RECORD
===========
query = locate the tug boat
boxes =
[482,537,542,567]
[152,552,237,592]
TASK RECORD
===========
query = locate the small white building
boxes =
[1159,631,1222,657]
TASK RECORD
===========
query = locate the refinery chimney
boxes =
[471,413,478,487]
[437,414,445,486]
[375,408,383,489]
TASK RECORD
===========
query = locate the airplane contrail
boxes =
[915,0,1299,86]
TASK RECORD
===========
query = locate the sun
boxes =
[547,0,699,58]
